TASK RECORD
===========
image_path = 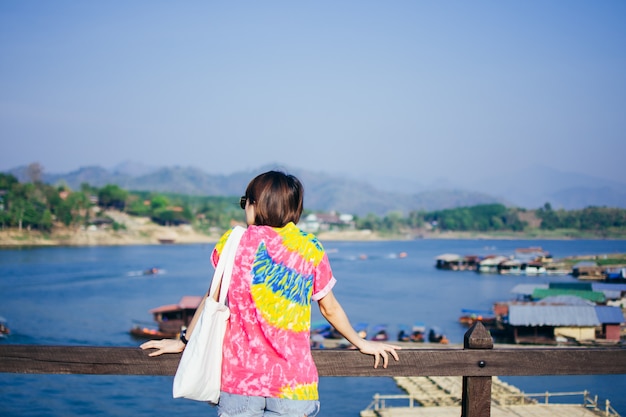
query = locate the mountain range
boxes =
[6,162,626,216]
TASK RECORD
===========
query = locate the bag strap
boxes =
[208,226,245,304]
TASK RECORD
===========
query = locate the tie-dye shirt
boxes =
[211,223,336,400]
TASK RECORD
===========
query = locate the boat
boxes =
[370,324,389,341]
[311,321,368,340]
[428,327,449,344]
[143,267,163,275]
[0,317,9,337]
[129,296,201,339]
[396,322,426,342]
[605,267,626,281]
[397,325,411,342]
[410,322,426,342]
[458,309,498,327]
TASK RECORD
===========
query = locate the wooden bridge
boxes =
[1,323,625,417]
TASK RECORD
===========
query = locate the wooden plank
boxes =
[1,345,625,377]
[0,345,179,376]
[313,348,626,377]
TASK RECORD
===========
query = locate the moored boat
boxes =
[370,324,389,341]
[458,309,498,327]
[0,317,9,337]
[130,295,202,339]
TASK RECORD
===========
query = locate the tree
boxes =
[150,194,169,211]
[98,185,128,210]
[0,173,18,190]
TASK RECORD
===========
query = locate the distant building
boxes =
[299,212,355,233]
[504,303,624,344]
[493,282,626,345]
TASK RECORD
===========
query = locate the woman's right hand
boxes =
[140,338,185,357]
[357,339,401,369]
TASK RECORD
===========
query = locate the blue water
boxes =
[1,239,625,416]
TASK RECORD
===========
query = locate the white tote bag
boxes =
[172,226,245,403]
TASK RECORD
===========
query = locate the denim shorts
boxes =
[217,392,320,417]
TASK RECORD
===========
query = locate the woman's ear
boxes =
[245,204,255,225]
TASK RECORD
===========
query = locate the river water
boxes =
[1,239,625,416]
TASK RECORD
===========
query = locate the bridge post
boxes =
[461,321,494,417]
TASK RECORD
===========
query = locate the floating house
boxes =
[532,288,606,304]
[435,254,480,271]
[490,282,626,345]
[498,259,522,275]
[130,295,201,339]
[504,302,624,345]
[477,255,509,274]
[521,261,547,275]
[436,246,561,275]
[510,282,626,303]
[572,261,605,279]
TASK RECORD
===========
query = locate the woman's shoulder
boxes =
[276,223,327,262]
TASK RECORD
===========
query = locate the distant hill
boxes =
[354,164,626,211]
[7,161,626,214]
[468,164,626,210]
[6,163,504,216]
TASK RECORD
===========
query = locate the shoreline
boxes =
[2,228,625,248]
[1,210,625,248]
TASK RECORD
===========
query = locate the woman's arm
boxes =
[317,290,400,368]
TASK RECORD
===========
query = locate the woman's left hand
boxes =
[140,338,185,357]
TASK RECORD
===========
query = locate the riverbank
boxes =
[0,210,218,247]
[1,211,625,247]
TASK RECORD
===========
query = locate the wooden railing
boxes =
[1,323,625,417]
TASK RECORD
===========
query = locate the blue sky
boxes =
[1,1,625,188]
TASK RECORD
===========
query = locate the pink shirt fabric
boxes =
[211,223,336,400]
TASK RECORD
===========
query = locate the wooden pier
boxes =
[361,376,620,417]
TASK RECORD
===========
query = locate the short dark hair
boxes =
[245,171,304,227]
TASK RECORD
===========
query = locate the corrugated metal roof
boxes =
[592,283,626,291]
[179,295,202,309]
[479,256,509,266]
[508,305,600,326]
[532,288,606,303]
[149,296,202,313]
[538,295,594,306]
[435,254,461,262]
[510,284,548,295]
[549,282,592,291]
[600,289,622,300]
[595,306,625,324]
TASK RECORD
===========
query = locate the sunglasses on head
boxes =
[239,196,247,210]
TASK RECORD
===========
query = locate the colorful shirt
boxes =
[211,223,336,400]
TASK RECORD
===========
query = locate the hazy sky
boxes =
[1,1,625,187]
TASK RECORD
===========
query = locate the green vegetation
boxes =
[423,204,526,232]
[0,173,240,233]
[1,172,626,239]
[354,204,527,235]
[355,203,626,238]
[536,203,626,237]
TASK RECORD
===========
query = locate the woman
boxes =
[141,170,400,417]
